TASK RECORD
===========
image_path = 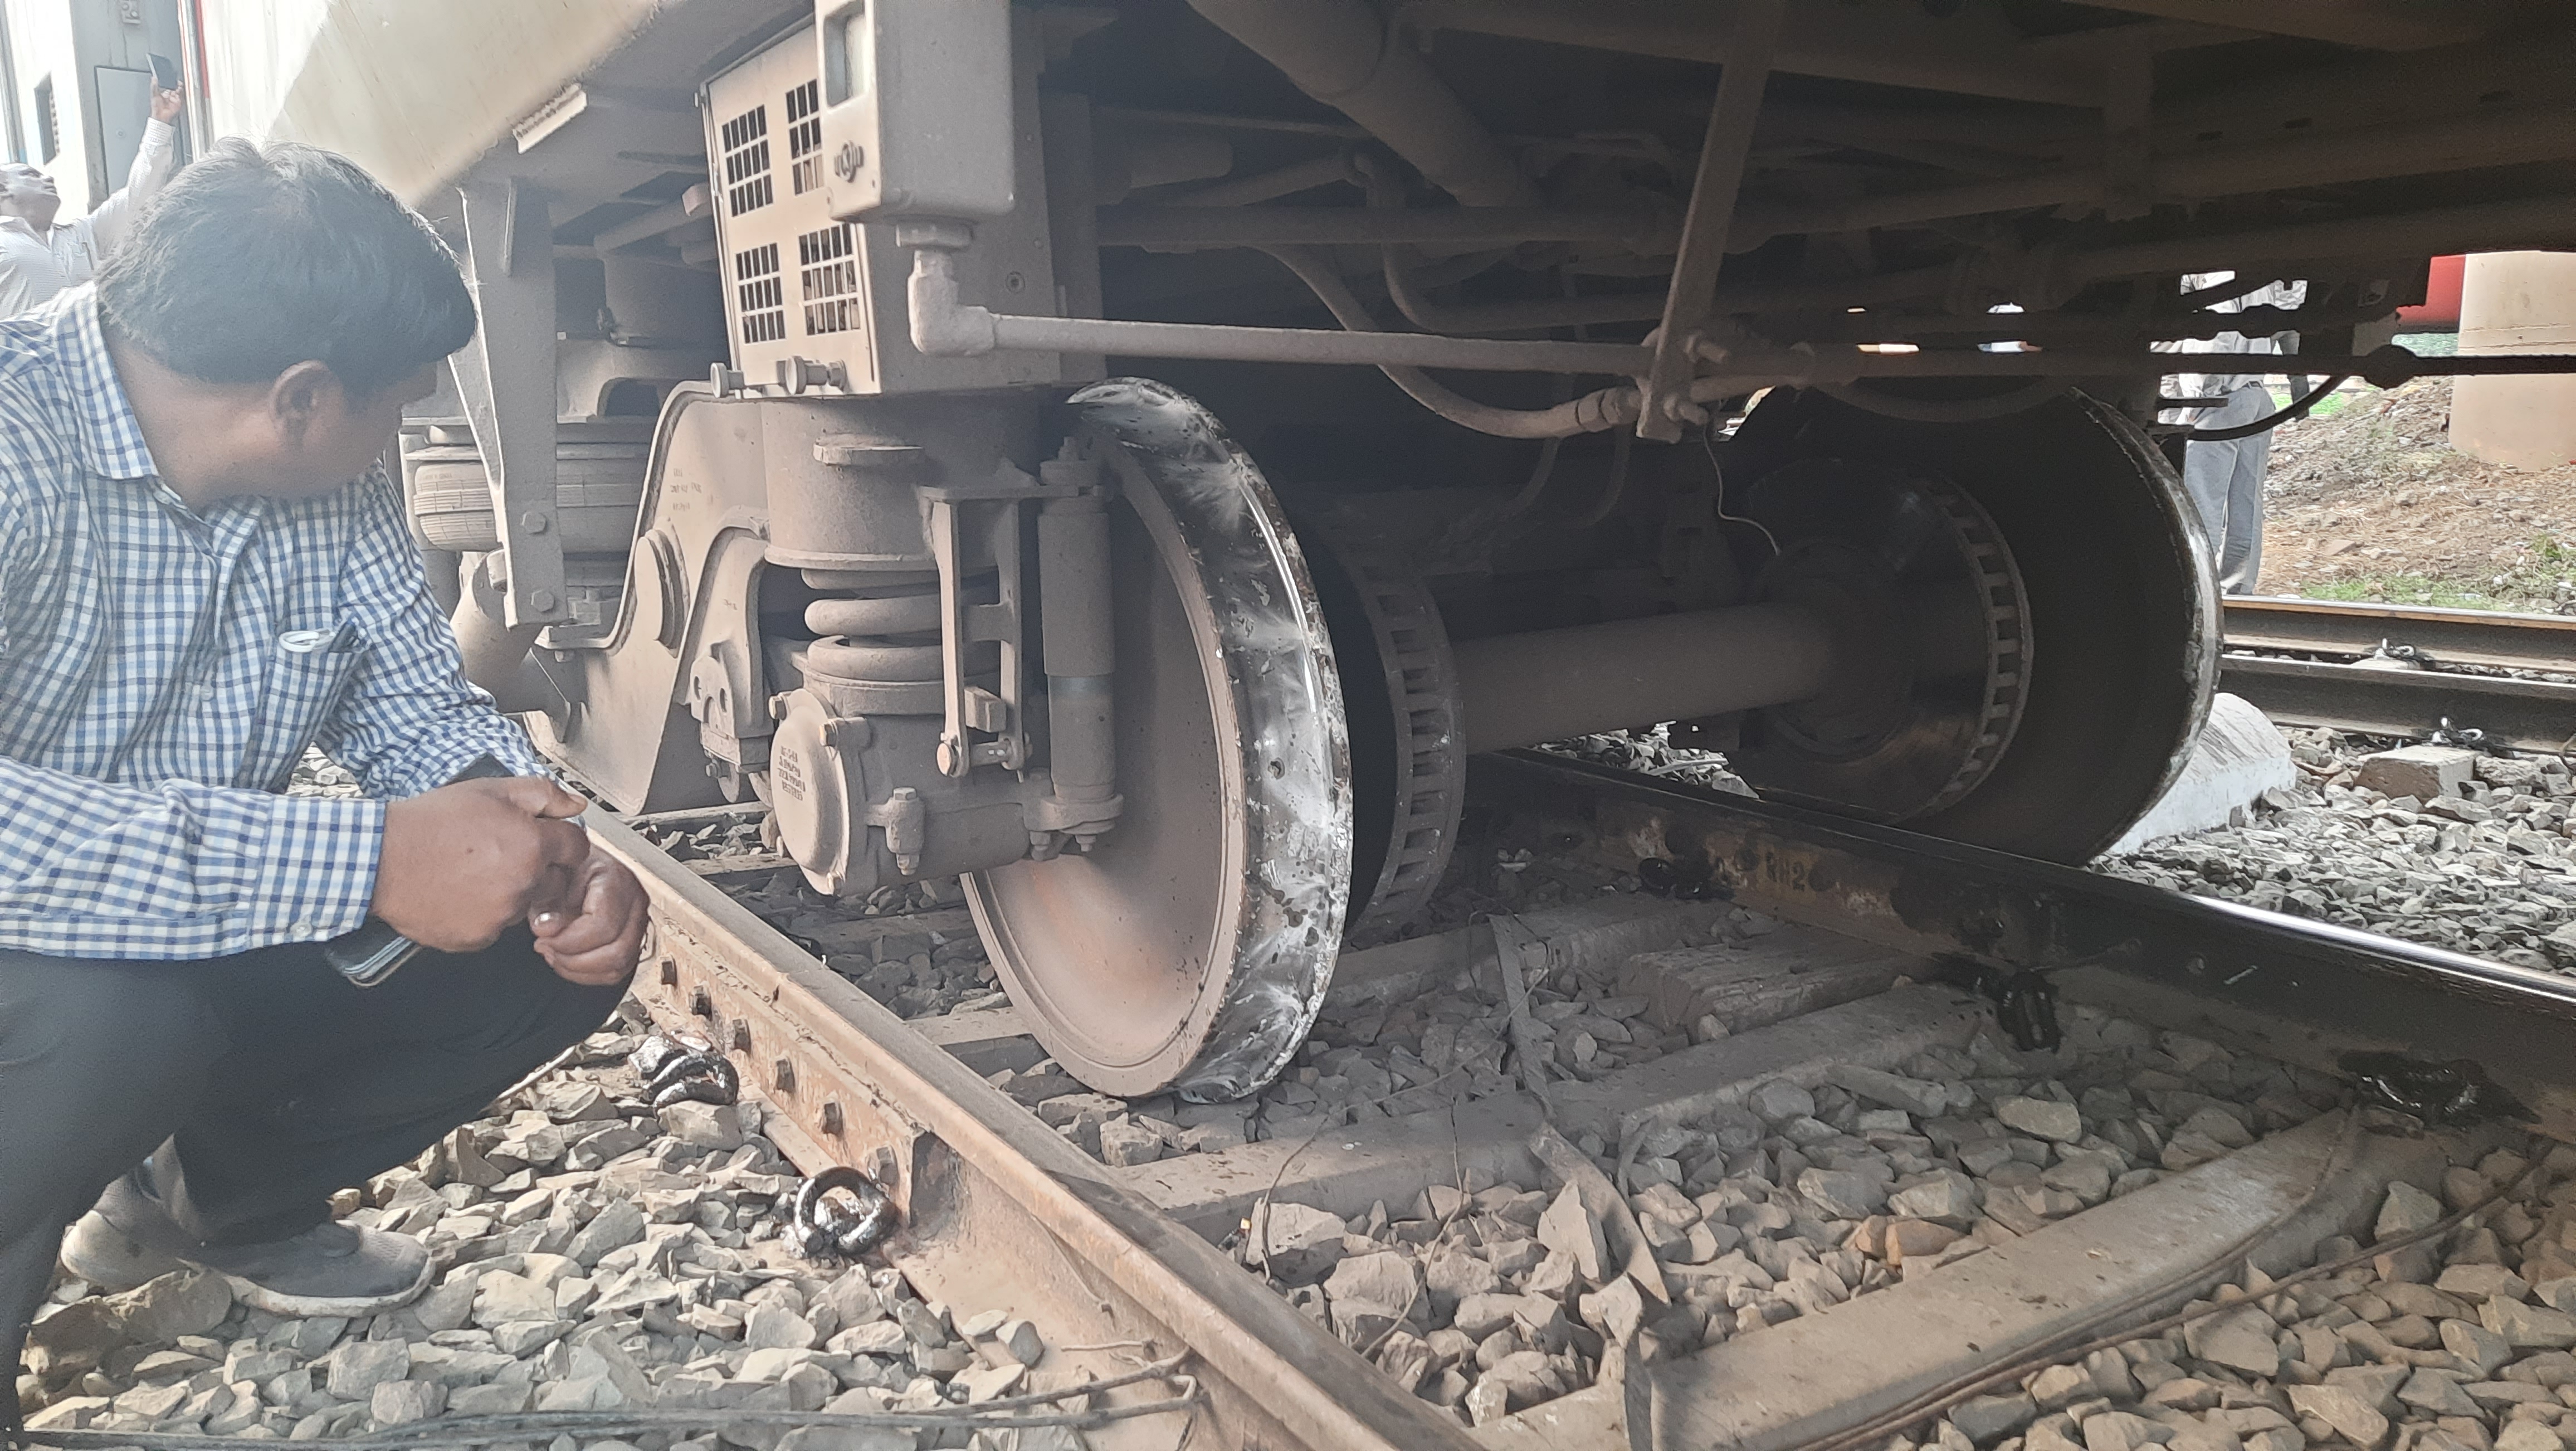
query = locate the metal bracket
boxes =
[925,491,1035,777]
[684,531,775,794]
[861,787,928,876]
[1633,0,1785,442]
[452,177,568,627]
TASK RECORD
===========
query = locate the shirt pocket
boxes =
[255,619,369,778]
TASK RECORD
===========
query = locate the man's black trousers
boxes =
[0,934,623,1394]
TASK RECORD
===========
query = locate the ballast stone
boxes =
[2482,1297,2576,1348]
[2354,744,2481,803]
[1536,1184,1608,1284]
[1996,1096,2084,1144]
[655,1101,743,1151]
[2185,1304,2284,1376]
[1828,1064,1951,1119]
[2376,1181,2446,1242]
[321,1338,411,1402]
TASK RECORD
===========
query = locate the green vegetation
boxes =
[2268,387,2355,420]
[2304,574,2509,609]
[2294,534,2573,613]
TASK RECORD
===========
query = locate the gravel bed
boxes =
[665,769,1730,1173]
[1234,1008,2340,1428]
[2100,729,2576,972]
[1538,725,2576,977]
[983,891,1746,1168]
[17,1027,1092,1447]
[1914,1135,2576,1451]
[637,814,1007,1024]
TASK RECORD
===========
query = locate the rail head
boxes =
[2224,595,2576,674]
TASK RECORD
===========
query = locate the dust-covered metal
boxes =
[594,811,1485,1451]
[2224,597,2576,674]
[2219,653,2576,754]
[1726,456,2031,824]
[2340,1052,2532,1126]
[1725,389,2213,863]
[1975,965,2065,1054]
[224,0,2576,1141]
[630,1033,740,1111]
[789,1166,899,1260]
[1635,856,1723,900]
[1301,515,1466,938]
[964,379,1353,1102]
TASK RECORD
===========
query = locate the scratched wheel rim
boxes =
[964,380,1352,1102]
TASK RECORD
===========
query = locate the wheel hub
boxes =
[1731,459,2032,823]
[1724,388,2214,863]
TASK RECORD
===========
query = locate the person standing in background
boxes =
[0,80,183,316]
[2159,272,2309,596]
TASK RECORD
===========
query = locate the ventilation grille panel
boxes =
[798,224,860,336]
[786,80,823,196]
[735,242,784,343]
[720,104,773,217]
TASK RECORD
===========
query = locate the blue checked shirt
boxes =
[0,291,547,960]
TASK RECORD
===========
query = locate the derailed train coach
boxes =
[195,0,2576,1101]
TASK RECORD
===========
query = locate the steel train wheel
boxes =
[1728,461,2033,823]
[1728,389,2218,863]
[964,381,1352,1102]
[1299,518,1466,942]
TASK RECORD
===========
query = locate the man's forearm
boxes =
[0,754,385,960]
[85,119,176,255]
[126,118,175,201]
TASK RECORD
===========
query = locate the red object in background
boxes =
[2398,255,2466,328]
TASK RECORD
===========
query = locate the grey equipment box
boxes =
[702,11,1070,396]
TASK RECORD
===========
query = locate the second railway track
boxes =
[588,749,2576,1450]
[2221,598,2576,752]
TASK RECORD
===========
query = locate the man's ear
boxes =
[265,361,341,449]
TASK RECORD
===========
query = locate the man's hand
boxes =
[374,777,589,953]
[150,87,181,125]
[528,850,648,986]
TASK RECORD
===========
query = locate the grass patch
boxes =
[2270,388,2356,421]
[2298,543,2573,612]
[2302,574,2504,609]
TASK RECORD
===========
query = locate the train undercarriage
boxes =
[316,0,2576,1100]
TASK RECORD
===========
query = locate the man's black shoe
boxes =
[58,1174,430,1316]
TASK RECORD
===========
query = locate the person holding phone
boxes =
[0,76,185,316]
[0,139,648,1432]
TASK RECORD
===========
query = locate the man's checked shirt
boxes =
[0,290,544,960]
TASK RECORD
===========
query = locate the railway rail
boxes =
[584,750,2576,1451]
[2220,598,2576,753]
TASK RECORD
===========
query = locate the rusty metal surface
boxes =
[1302,516,1467,938]
[2217,653,2576,753]
[591,809,1487,1451]
[1726,389,2217,864]
[1470,751,2576,1098]
[2224,596,2576,674]
[966,381,1353,1102]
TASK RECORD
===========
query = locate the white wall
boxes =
[196,0,329,147]
[3,0,188,215]
[5,0,94,209]
[194,0,672,204]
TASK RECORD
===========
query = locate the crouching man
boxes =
[0,138,646,1422]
